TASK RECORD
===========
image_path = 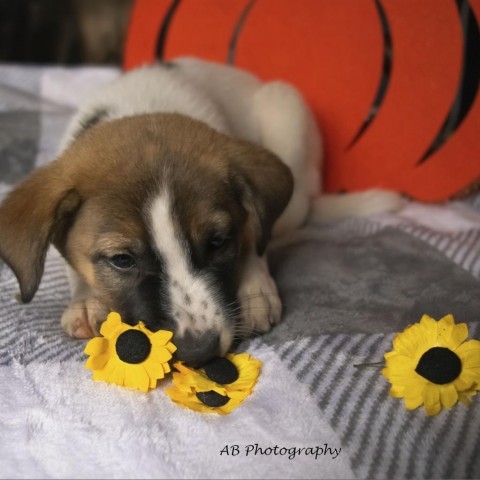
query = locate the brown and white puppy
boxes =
[0,58,403,365]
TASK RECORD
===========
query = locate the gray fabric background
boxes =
[267,227,480,340]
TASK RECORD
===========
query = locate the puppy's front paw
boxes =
[61,297,108,339]
[237,268,282,336]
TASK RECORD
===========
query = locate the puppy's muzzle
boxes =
[174,330,221,367]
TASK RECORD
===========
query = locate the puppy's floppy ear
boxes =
[0,163,81,303]
[230,142,294,255]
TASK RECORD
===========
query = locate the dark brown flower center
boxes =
[415,347,462,384]
[116,330,152,364]
[203,357,239,384]
[196,390,230,407]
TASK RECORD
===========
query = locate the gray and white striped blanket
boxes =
[1,65,479,479]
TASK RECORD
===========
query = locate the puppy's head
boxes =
[0,114,293,365]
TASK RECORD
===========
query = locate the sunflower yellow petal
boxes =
[459,390,477,405]
[218,397,244,415]
[136,367,152,392]
[150,330,174,345]
[172,373,195,392]
[226,389,251,400]
[423,383,443,415]
[124,366,150,392]
[174,362,196,375]
[163,362,171,374]
[92,357,116,381]
[425,401,442,416]
[419,314,438,333]
[92,370,105,382]
[234,369,261,385]
[392,334,418,358]
[458,370,480,389]
[465,371,480,390]
[453,375,475,392]
[228,353,249,364]
[187,375,215,390]
[437,318,454,346]
[385,354,416,371]
[165,385,183,400]
[226,377,257,391]
[423,383,440,409]
[438,314,455,327]
[180,400,213,413]
[419,314,437,327]
[446,323,469,350]
[84,337,108,356]
[417,315,439,350]
[229,368,259,384]
[239,359,262,372]
[386,370,419,386]
[404,395,423,410]
[459,350,480,368]
[108,365,126,386]
[85,353,109,371]
[172,370,212,390]
[384,351,398,360]
[172,372,199,387]
[145,361,166,380]
[165,386,193,404]
[123,366,137,390]
[150,345,173,364]
[208,385,229,396]
[166,386,211,413]
[401,323,420,340]
[187,375,227,394]
[400,377,427,398]
[100,312,123,338]
[229,354,258,370]
[456,339,480,354]
[108,365,123,385]
[440,384,458,408]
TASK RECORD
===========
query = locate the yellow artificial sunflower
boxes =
[165,353,262,414]
[382,314,480,415]
[84,312,176,392]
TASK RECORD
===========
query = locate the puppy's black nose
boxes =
[174,330,220,368]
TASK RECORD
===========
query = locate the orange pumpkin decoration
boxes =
[124,0,480,202]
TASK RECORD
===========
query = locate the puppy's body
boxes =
[63,58,322,233]
[0,58,403,365]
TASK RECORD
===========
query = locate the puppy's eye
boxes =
[208,232,230,250]
[109,254,136,270]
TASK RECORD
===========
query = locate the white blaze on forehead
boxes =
[149,190,232,351]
